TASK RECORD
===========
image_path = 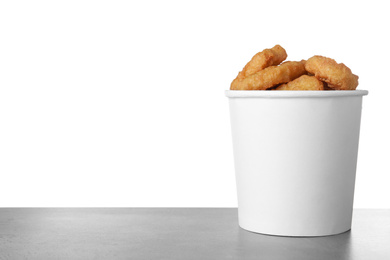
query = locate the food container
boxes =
[226,90,368,237]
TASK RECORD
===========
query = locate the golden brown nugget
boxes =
[275,75,324,90]
[239,45,287,78]
[323,83,334,90]
[305,56,359,90]
[231,61,306,90]
[231,45,287,89]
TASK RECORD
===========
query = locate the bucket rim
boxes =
[225,90,368,98]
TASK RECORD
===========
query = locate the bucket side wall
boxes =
[228,96,363,236]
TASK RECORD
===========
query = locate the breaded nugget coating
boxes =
[275,75,324,90]
[231,45,287,89]
[239,45,287,78]
[231,61,306,90]
[305,56,359,90]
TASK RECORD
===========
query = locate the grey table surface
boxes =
[0,208,389,260]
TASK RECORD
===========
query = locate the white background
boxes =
[0,1,388,207]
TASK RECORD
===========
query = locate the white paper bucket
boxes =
[226,90,368,237]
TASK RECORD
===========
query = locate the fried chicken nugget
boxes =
[231,45,287,89]
[275,75,324,90]
[238,45,287,79]
[231,61,306,90]
[305,56,359,90]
